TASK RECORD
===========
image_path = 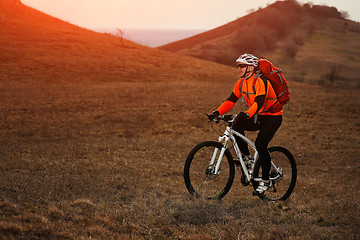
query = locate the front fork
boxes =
[208,135,229,175]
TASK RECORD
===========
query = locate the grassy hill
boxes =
[0,0,236,84]
[159,0,360,88]
[0,0,359,239]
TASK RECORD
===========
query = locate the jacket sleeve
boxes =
[216,81,241,115]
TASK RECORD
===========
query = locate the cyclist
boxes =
[207,53,283,196]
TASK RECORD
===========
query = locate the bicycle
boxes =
[184,114,297,202]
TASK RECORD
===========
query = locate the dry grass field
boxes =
[1,0,360,239]
[1,79,359,239]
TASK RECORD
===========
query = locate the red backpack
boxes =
[257,59,290,113]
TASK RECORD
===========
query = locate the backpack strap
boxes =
[252,70,262,94]
[238,78,255,107]
[239,71,264,107]
[272,69,286,84]
[257,73,279,114]
[238,78,247,106]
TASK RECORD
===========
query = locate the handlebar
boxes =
[206,113,235,124]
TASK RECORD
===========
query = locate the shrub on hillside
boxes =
[323,64,340,84]
[283,39,299,58]
[308,5,342,19]
[340,11,349,20]
[292,32,305,46]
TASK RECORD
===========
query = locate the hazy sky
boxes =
[20,0,360,30]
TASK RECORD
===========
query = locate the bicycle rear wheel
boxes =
[184,141,235,199]
[253,146,297,201]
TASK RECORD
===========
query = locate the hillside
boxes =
[0,0,359,239]
[0,0,235,84]
[159,0,360,88]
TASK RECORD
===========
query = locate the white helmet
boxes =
[236,53,259,67]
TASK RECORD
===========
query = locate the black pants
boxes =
[232,114,282,180]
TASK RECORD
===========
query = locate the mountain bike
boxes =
[184,114,297,201]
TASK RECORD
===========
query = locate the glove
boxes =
[233,112,249,126]
[207,110,219,121]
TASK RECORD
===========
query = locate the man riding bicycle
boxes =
[207,53,283,196]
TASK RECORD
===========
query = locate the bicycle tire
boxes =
[252,146,297,201]
[184,141,235,199]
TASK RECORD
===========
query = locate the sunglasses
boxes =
[237,64,248,68]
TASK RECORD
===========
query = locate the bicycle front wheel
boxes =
[184,141,235,199]
[253,146,297,201]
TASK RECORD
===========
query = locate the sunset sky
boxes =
[20,0,360,30]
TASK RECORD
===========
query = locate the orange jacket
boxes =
[216,73,282,117]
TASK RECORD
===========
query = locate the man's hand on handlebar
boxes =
[206,112,237,125]
[206,110,219,122]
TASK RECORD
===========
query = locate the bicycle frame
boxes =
[210,124,282,183]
